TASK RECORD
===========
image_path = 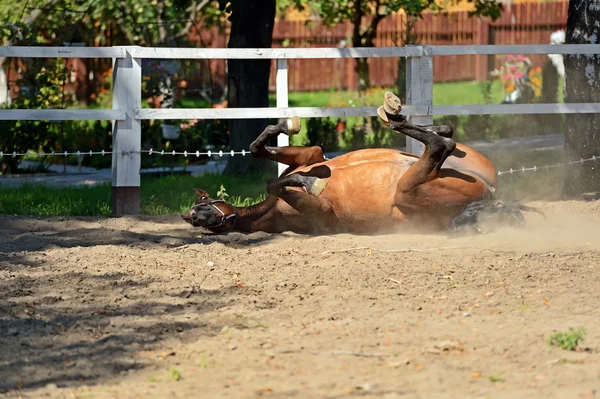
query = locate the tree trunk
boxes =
[351,0,367,92]
[563,0,600,196]
[396,16,418,101]
[396,58,406,101]
[223,0,276,176]
[355,58,370,92]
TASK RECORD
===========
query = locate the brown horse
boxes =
[183,92,529,235]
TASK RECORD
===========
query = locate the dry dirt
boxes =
[1,200,600,399]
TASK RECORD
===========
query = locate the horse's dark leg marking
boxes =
[249,120,289,158]
[267,174,328,197]
[420,124,454,138]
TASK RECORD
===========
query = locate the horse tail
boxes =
[515,202,546,218]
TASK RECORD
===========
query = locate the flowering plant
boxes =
[492,55,542,102]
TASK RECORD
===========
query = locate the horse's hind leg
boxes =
[378,92,456,193]
[250,117,325,176]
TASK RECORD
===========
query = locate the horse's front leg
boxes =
[267,182,335,234]
[266,173,328,198]
[250,117,326,177]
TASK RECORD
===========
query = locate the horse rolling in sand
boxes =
[183,92,534,235]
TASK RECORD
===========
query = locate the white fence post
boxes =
[111,47,142,216]
[406,47,433,156]
[276,59,289,176]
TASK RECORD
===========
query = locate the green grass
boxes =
[0,173,269,217]
[266,81,505,108]
[169,368,182,381]
[548,328,586,351]
[433,80,504,105]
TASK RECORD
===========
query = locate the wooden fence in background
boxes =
[267,0,568,91]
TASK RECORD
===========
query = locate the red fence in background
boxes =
[267,0,568,91]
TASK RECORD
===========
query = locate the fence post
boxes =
[475,18,491,80]
[405,47,433,156]
[276,59,289,176]
[111,47,142,216]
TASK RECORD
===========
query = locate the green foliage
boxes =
[217,183,229,199]
[0,57,73,173]
[306,117,339,152]
[138,117,229,170]
[342,124,365,150]
[0,0,231,173]
[548,328,586,351]
[169,368,182,381]
[0,0,227,46]
[463,81,494,141]
[281,0,503,23]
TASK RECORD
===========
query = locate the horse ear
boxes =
[194,188,209,198]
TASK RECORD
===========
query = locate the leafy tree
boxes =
[0,0,226,102]
[0,0,226,173]
[563,0,600,196]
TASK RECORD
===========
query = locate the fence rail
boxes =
[7,43,599,60]
[1,44,599,215]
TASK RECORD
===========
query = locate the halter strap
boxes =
[196,200,237,229]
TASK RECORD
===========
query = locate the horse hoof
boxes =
[308,177,328,197]
[383,92,402,115]
[377,106,390,126]
[286,116,301,136]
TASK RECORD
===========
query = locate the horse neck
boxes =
[234,196,278,231]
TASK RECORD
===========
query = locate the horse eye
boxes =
[201,196,208,200]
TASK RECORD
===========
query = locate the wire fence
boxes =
[0,149,249,158]
[496,155,599,176]
[2,147,597,177]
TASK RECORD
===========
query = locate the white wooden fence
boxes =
[1,44,599,215]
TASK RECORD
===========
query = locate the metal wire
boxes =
[0,149,249,158]
[2,149,598,177]
[496,155,599,176]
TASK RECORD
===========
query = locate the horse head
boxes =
[182,189,238,233]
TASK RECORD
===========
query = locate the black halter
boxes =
[195,200,238,229]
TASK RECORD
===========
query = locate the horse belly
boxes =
[318,162,408,232]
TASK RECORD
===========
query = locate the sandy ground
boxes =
[1,200,599,399]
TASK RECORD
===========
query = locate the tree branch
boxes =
[175,0,211,39]
[157,1,168,44]
[117,0,137,44]
[360,0,385,47]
